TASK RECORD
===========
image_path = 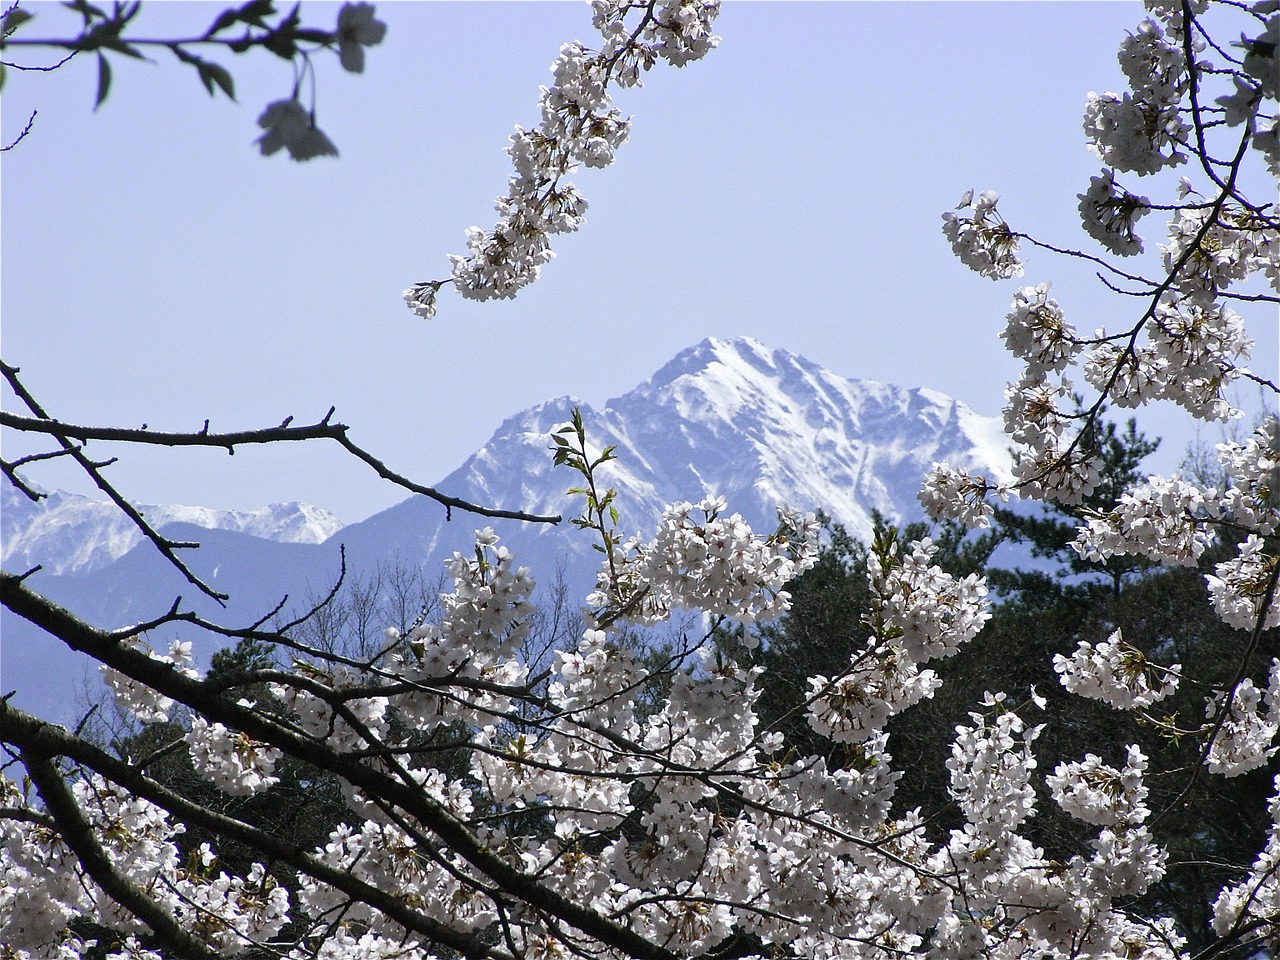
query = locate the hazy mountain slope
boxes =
[2,485,342,576]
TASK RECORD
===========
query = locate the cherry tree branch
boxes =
[0,570,683,960]
[0,701,513,960]
[18,748,225,960]
[3,361,228,602]
[0,405,561,524]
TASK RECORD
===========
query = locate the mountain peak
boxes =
[628,336,788,395]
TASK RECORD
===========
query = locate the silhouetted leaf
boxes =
[94,52,111,109]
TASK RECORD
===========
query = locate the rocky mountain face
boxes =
[1,337,1012,722]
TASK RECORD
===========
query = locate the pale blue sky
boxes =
[4,2,1276,524]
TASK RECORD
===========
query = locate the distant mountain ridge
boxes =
[1,337,1012,721]
[2,485,343,576]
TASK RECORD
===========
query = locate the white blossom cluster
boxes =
[1081,89,1188,177]
[588,498,820,627]
[1001,282,1079,376]
[1003,369,1102,505]
[1212,775,1280,947]
[941,189,1024,280]
[1105,325,1242,424]
[806,648,942,743]
[986,288,1095,504]
[1204,671,1280,776]
[1215,12,1280,174]
[1071,474,1218,566]
[1053,630,1181,710]
[1078,169,1150,256]
[1147,299,1252,420]
[186,713,283,796]
[270,662,391,752]
[1069,418,1278,637]
[937,281,1105,507]
[1163,206,1280,304]
[299,817,496,942]
[103,937,162,960]
[1206,535,1280,632]
[872,537,990,663]
[404,0,720,318]
[181,848,291,952]
[807,538,988,741]
[932,695,1169,952]
[1218,417,1280,528]
[1082,14,1189,177]
[100,636,198,724]
[1047,744,1151,827]
[390,528,538,730]
[0,775,288,955]
[918,461,1007,528]
[289,927,434,960]
[945,693,1042,834]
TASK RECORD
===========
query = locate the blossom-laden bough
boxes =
[3,2,1280,960]
[402,0,721,319]
[923,0,1279,952]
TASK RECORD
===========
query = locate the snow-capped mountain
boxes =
[2,338,1012,722]
[363,335,1011,557]
[2,484,343,576]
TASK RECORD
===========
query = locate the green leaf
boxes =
[98,33,143,58]
[64,0,107,22]
[206,7,240,35]
[94,52,111,109]
[236,0,276,27]
[204,61,234,99]
[189,57,236,99]
[262,25,296,59]
[2,8,35,35]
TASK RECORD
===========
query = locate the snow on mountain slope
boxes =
[602,336,1011,541]
[2,484,344,576]
[386,336,1011,552]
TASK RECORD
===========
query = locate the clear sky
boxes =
[3,2,1276,525]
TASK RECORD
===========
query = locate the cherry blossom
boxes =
[941,189,1024,280]
[4,3,1280,960]
[1053,630,1181,710]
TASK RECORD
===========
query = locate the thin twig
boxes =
[1,108,36,150]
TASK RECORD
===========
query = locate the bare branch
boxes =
[1,404,562,524]
[1,108,36,150]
